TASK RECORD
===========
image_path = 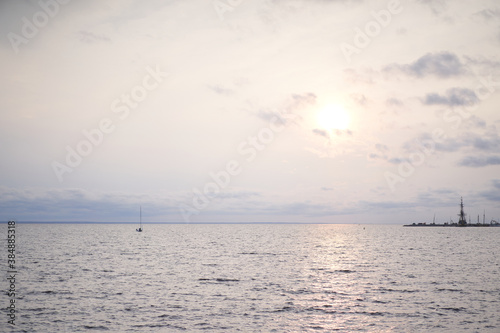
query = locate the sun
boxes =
[317,104,350,130]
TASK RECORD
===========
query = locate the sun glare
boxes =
[317,104,350,130]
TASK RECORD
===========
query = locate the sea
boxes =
[3,223,500,332]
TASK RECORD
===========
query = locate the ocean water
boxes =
[3,223,500,332]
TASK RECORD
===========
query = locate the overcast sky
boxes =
[1,0,500,223]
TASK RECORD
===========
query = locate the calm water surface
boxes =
[3,223,500,332]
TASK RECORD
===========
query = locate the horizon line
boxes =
[3,221,386,225]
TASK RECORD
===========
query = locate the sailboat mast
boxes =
[136,205,143,232]
[458,197,467,225]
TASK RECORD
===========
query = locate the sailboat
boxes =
[136,206,143,232]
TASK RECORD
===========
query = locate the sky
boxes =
[1,0,500,223]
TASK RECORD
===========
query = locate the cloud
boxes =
[422,88,478,107]
[203,190,261,201]
[471,136,499,150]
[207,84,235,96]
[0,185,266,222]
[462,55,500,75]
[343,68,378,85]
[387,157,405,164]
[402,129,500,155]
[367,153,381,160]
[312,128,353,139]
[375,143,389,153]
[312,128,330,138]
[458,155,500,167]
[479,179,500,202]
[416,0,449,15]
[289,93,317,110]
[386,98,403,106]
[333,129,353,136]
[186,196,357,220]
[368,144,389,161]
[255,92,316,123]
[372,126,500,171]
[361,200,417,210]
[0,187,181,221]
[77,30,111,43]
[458,132,500,152]
[351,93,367,106]
[384,52,466,78]
[361,188,464,214]
[433,139,463,152]
[472,8,500,22]
[467,115,487,128]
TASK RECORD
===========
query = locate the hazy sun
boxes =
[317,104,350,130]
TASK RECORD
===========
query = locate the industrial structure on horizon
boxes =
[404,197,500,227]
